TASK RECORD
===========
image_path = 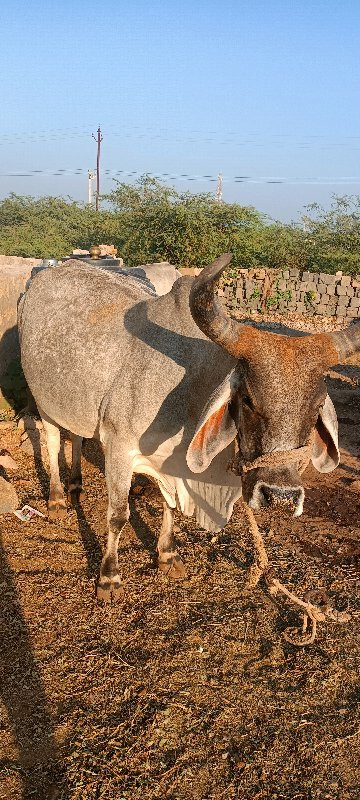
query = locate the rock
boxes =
[0,451,17,470]
[0,476,19,513]
[19,437,34,455]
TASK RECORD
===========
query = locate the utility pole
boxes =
[215,172,223,202]
[92,126,103,211]
[88,170,94,206]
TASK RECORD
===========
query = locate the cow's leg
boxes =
[68,434,84,504]
[97,441,132,603]
[41,414,67,520]
[157,502,186,579]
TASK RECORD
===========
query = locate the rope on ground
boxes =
[241,500,351,646]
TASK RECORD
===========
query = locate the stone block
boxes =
[277,279,286,290]
[319,273,337,284]
[340,275,351,286]
[282,270,290,279]
[349,297,360,308]
[316,304,328,315]
[325,285,335,295]
[346,307,359,318]
[0,452,17,471]
[296,303,306,313]
[336,285,347,296]
[289,269,300,278]
[346,287,355,297]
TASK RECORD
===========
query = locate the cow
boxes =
[18,254,360,601]
[25,259,180,297]
[127,263,182,296]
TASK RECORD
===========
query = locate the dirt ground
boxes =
[0,355,359,800]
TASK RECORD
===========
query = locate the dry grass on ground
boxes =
[0,360,359,800]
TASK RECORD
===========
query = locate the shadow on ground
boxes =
[0,533,69,799]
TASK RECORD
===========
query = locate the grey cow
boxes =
[18,254,360,601]
[127,262,181,296]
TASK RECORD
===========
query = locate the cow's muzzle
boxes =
[249,482,305,516]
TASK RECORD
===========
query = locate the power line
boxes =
[1,124,360,152]
[2,168,360,186]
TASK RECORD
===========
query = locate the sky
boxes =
[1,0,360,222]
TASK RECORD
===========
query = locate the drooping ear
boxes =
[311,394,340,473]
[186,371,238,473]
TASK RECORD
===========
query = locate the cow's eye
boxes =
[242,395,254,410]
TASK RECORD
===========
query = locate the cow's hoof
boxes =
[68,484,85,505]
[96,578,124,603]
[158,553,186,579]
[48,500,67,521]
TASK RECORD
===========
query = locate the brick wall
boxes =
[0,257,41,378]
[217,268,360,319]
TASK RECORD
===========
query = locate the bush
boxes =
[1,182,359,275]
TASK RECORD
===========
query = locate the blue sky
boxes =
[1,0,360,221]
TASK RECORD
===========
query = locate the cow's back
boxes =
[19,261,156,437]
[19,260,235,446]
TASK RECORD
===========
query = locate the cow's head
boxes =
[186,254,360,517]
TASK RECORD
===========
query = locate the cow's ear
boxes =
[311,394,340,473]
[186,371,237,473]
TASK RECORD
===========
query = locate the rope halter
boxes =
[228,431,314,478]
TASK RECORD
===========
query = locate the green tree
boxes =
[1,183,360,277]
[106,175,265,267]
[302,194,360,274]
[0,194,111,259]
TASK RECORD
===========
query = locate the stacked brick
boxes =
[219,268,360,319]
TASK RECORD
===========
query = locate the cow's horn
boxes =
[329,322,360,361]
[189,254,243,354]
